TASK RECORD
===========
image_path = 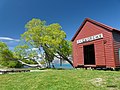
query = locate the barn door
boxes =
[84,44,95,65]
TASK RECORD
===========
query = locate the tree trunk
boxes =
[57,52,73,67]
[60,58,62,66]
[52,62,55,68]
[18,60,44,68]
[48,61,51,68]
[63,57,73,67]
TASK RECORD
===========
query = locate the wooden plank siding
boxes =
[112,31,120,67]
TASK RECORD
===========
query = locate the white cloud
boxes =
[0,37,20,50]
[0,37,20,42]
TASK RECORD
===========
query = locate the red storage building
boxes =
[72,18,120,69]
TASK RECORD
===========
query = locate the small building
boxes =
[71,18,120,69]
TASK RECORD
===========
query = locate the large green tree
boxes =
[21,18,73,67]
[0,41,44,68]
[13,44,44,68]
[0,42,22,68]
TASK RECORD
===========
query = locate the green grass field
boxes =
[0,69,120,90]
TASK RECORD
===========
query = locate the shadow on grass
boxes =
[38,67,74,70]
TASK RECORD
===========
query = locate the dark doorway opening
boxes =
[84,44,95,65]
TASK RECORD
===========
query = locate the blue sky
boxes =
[0,0,120,50]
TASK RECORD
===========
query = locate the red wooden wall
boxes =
[72,21,116,68]
[112,31,120,67]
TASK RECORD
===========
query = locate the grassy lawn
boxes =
[0,69,120,90]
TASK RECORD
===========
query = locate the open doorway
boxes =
[84,44,95,65]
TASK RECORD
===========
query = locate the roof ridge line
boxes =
[71,18,120,41]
